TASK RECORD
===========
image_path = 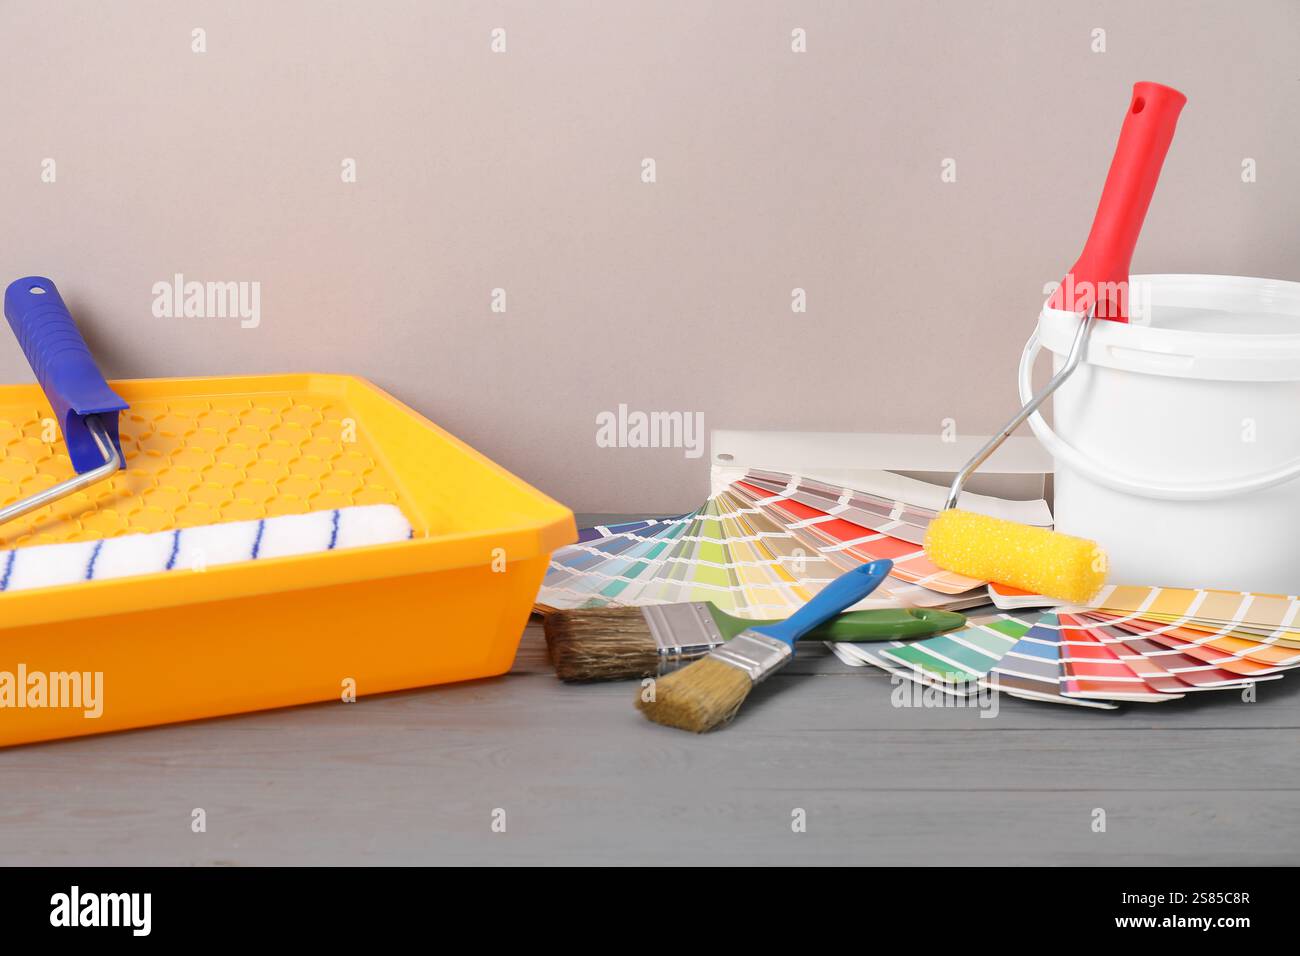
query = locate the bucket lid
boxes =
[1038,274,1300,382]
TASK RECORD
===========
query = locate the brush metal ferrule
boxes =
[710,630,793,685]
[642,602,726,674]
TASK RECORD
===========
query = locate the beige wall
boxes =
[2,0,1297,513]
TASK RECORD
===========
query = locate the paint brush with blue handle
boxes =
[636,559,894,732]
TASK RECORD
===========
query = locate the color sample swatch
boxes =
[537,469,1003,617]
[981,613,1118,709]
[539,470,1300,713]
[840,606,1298,710]
[880,615,1030,688]
[992,582,1300,640]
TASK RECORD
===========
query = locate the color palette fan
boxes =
[535,467,1036,617]
[537,467,1300,709]
[831,604,1300,708]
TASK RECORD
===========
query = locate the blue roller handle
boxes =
[752,559,894,649]
[3,277,127,473]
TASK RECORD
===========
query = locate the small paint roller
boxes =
[924,82,1187,604]
[1,277,129,527]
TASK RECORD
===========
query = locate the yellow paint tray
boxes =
[0,372,575,747]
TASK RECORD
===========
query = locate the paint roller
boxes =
[924,82,1187,604]
[0,278,412,584]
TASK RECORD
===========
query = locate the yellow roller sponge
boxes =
[924,509,1107,604]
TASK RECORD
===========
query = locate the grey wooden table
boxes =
[2,518,1297,866]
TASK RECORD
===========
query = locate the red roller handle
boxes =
[1048,81,1186,323]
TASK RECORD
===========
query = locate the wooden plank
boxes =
[0,779,1292,866]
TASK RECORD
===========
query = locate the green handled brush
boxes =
[544,602,963,681]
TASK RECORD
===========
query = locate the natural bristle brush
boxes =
[1,277,129,526]
[636,559,893,733]
[924,81,1186,604]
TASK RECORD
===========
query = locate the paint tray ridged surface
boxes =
[0,374,574,747]
[0,382,401,548]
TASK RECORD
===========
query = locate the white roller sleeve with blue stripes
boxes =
[0,504,413,593]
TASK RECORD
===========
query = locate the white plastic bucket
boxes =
[1022,274,1300,594]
